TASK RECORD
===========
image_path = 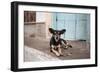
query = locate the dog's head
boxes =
[49,28,66,42]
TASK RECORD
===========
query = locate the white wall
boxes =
[36,12,45,22]
[0,0,99,73]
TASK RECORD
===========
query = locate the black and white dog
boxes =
[49,28,72,56]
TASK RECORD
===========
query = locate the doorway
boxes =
[51,12,90,41]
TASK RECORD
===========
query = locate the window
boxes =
[24,11,36,24]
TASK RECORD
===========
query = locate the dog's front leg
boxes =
[58,45,63,56]
[51,45,60,56]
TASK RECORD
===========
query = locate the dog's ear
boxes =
[49,28,54,34]
[60,29,66,34]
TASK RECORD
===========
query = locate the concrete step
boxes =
[24,46,60,62]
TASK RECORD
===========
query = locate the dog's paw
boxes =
[67,53,72,56]
[68,45,72,48]
[64,45,72,49]
[56,53,60,57]
[62,45,68,49]
[60,53,64,56]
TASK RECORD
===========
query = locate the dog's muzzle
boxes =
[54,36,59,42]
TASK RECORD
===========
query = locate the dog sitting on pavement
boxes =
[49,28,72,56]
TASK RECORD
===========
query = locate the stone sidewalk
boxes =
[24,36,90,62]
[24,46,60,62]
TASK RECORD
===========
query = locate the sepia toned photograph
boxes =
[24,11,90,62]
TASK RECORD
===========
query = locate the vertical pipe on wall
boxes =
[56,12,57,29]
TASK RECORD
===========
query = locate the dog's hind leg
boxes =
[61,39,72,49]
[61,40,68,49]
